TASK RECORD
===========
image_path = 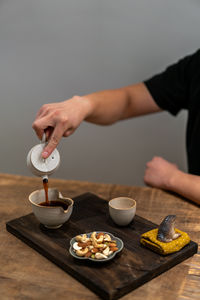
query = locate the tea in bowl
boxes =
[108,197,136,226]
[29,188,73,229]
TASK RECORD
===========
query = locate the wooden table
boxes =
[0,173,199,300]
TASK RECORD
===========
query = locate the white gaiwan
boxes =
[27,134,73,229]
[27,134,60,179]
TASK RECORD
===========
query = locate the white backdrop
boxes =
[0,0,199,185]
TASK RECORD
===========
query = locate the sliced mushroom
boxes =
[96,235,104,243]
[91,232,97,241]
[92,240,104,248]
[81,234,90,243]
[95,252,108,259]
[104,234,111,242]
[91,232,104,244]
[91,233,97,246]
[75,235,83,242]
[75,234,89,243]
[76,247,89,257]
[103,247,110,256]
[73,242,82,251]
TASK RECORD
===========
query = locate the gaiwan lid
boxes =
[27,137,60,177]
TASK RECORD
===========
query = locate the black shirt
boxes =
[144,49,200,175]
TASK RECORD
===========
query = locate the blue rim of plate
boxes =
[69,231,124,262]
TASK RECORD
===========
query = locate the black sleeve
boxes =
[144,49,200,115]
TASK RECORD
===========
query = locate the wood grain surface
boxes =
[0,173,200,300]
[6,193,198,300]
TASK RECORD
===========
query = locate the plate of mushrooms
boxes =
[69,231,124,262]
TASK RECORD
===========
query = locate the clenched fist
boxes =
[144,156,179,190]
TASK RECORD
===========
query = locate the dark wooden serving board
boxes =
[6,192,198,300]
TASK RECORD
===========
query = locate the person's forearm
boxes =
[83,88,131,125]
[169,170,200,205]
[83,83,160,125]
[144,156,200,205]
[32,82,160,158]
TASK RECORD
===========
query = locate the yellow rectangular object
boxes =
[140,228,190,255]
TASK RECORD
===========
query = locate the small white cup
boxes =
[108,197,136,226]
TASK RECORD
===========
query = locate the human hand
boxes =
[144,156,179,190]
[32,96,91,158]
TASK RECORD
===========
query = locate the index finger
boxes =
[32,119,46,140]
[42,124,64,158]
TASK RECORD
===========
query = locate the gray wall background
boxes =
[0,0,199,186]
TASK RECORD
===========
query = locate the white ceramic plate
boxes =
[69,231,124,262]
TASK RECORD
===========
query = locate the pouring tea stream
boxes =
[27,133,60,204]
[27,134,73,228]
